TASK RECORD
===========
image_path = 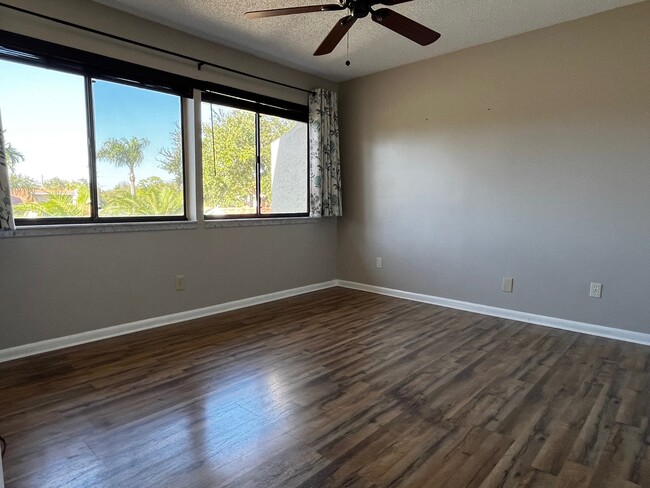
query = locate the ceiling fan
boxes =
[244,0,441,56]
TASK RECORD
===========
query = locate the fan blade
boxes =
[245,4,345,19]
[378,0,415,5]
[371,8,441,46]
[314,16,357,56]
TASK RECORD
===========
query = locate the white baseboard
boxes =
[0,281,337,363]
[336,280,650,346]
[3,278,648,363]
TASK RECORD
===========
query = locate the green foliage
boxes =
[13,178,182,218]
[97,137,150,196]
[157,126,183,186]
[43,177,74,192]
[3,131,25,173]
[202,108,255,210]
[201,108,296,211]
[13,181,91,218]
[100,177,183,216]
[9,173,39,192]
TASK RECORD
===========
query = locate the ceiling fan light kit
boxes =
[244,0,441,56]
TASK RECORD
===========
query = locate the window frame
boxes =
[0,39,190,225]
[201,91,310,219]
[87,78,188,224]
[1,30,312,226]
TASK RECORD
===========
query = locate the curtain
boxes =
[308,88,342,217]
[0,111,15,230]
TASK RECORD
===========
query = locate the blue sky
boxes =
[0,59,180,189]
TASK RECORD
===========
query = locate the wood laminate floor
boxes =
[0,288,649,487]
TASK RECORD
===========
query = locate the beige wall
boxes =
[337,2,650,333]
[0,0,337,349]
[2,223,336,349]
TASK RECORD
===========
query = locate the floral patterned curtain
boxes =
[308,88,342,217]
[0,111,15,230]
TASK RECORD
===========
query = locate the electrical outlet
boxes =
[589,282,602,298]
[376,257,382,269]
[175,275,185,291]
[502,277,514,293]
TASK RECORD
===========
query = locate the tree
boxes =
[157,126,183,186]
[97,137,150,197]
[8,173,39,202]
[155,110,296,213]
[43,177,74,193]
[101,177,183,216]
[200,108,295,212]
[202,108,255,211]
[14,180,90,218]
[2,131,25,174]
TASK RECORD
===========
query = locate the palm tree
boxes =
[97,137,150,196]
[102,179,183,216]
[2,131,25,173]
[14,181,91,218]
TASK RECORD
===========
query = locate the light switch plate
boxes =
[502,277,514,293]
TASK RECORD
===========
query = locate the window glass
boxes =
[259,115,308,214]
[0,59,91,219]
[201,102,256,216]
[93,79,183,217]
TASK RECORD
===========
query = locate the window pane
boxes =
[201,103,256,216]
[93,80,183,217]
[260,115,308,214]
[0,59,91,219]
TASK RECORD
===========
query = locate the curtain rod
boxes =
[0,2,315,95]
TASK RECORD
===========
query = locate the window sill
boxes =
[204,216,321,229]
[0,221,198,238]
[0,217,332,237]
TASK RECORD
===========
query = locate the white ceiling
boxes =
[92,0,643,82]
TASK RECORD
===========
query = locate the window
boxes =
[259,114,308,215]
[202,104,257,216]
[1,57,186,224]
[1,32,311,228]
[1,60,91,219]
[93,80,184,218]
[201,94,308,218]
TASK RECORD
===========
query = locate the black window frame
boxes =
[1,32,190,225]
[1,30,311,225]
[87,78,188,224]
[201,91,310,219]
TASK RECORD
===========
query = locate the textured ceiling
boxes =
[92,0,643,82]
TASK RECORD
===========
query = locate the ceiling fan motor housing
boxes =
[347,0,372,18]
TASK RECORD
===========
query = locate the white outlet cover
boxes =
[175,275,185,291]
[590,282,602,298]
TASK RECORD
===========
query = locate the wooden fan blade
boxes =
[314,16,357,56]
[378,0,415,5]
[245,4,345,19]
[371,8,441,45]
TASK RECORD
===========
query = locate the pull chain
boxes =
[210,103,217,177]
[345,31,350,67]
